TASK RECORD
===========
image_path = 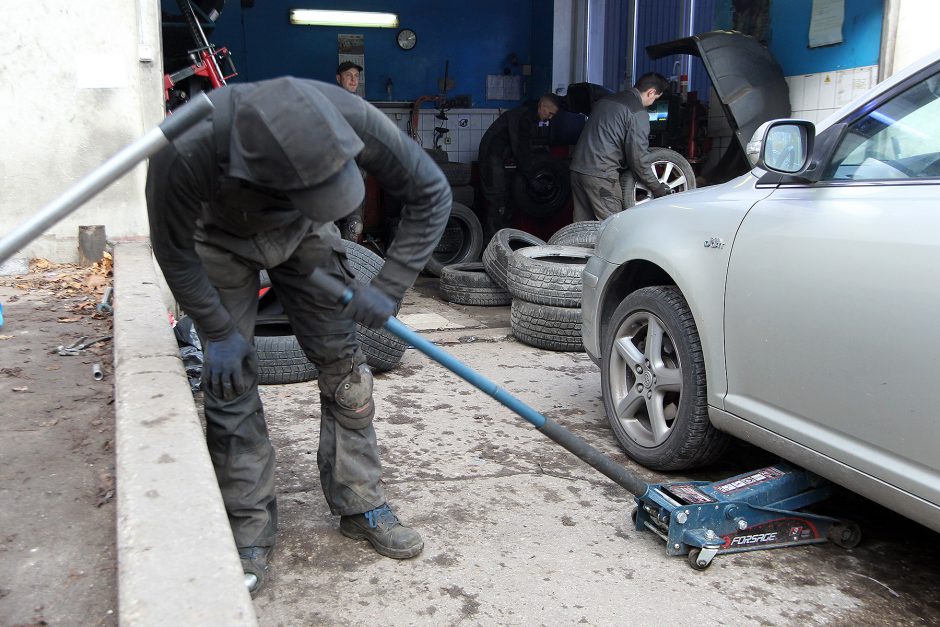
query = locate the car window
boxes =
[825,72,940,181]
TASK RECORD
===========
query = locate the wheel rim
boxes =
[607,309,684,447]
[632,159,691,205]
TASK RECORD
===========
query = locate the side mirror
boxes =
[754,120,815,174]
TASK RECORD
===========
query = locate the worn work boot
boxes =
[239,545,274,597]
[340,503,424,559]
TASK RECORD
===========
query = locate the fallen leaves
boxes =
[0,257,114,324]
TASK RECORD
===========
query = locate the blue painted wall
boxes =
[197,0,547,107]
[714,0,883,75]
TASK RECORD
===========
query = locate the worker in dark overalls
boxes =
[478,93,562,235]
[145,77,451,596]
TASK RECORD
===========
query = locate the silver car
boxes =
[581,49,940,535]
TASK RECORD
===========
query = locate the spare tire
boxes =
[510,155,571,218]
[481,228,546,290]
[620,148,695,209]
[439,262,512,306]
[424,202,484,277]
[547,221,601,248]
[506,244,593,308]
[254,241,407,384]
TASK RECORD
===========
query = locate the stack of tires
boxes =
[507,221,601,352]
[422,148,484,276]
[436,224,601,353]
[254,240,407,385]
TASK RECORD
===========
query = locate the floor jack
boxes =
[312,271,861,570]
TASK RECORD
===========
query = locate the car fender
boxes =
[587,172,775,407]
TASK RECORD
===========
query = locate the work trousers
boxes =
[194,217,386,550]
[570,171,623,222]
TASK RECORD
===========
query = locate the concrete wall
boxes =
[0,0,165,266]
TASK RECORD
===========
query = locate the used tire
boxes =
[439,161,472,186]
[342,241,407,372]
[254,241,407,384]
[256,335,317,385]
[424,202,484,277]
[450,184,475,209]
[510,300,583,352]
[547,221,601,248]
[481,228,546,290]
[506,245,592,308]
[620,148,696,208]
[425,147,449,164]
[600,286,729,470]
[439,262,512,306]
[509,155,571,218]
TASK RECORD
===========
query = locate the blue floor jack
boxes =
[313,271,861,570]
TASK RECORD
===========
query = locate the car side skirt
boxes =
[709,406,940,535]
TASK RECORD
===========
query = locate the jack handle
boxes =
[310,268,650,497]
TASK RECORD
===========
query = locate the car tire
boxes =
[256,335,317,385]
[481,228,546,290]
[547,221,601,248]
[620,148,696,208]
[601,286,728,470]
[254,241,407,384]
[425,147,449,164]
[509,155,571,218]
[506,245,592,308]
[510,299,583,352]
[439,161,472,186]
[424,202,484,277]
[450,184,475,209]
[439,262,512,306]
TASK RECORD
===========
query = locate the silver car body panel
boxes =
[583,172,776,406]
[582,48,940,534]
[724,181,940,513]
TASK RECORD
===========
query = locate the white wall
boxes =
[890,0,940,76]
[0,0,165,267]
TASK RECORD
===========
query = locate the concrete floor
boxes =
[249,277,940,625]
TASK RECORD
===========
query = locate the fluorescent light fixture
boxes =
[289,9,399,28]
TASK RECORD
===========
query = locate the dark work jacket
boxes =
[478,102,549,172]
[145,79,451,341]
[570,88,661,190]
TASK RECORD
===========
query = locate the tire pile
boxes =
[254,240,407,385]
[439,222,602,352]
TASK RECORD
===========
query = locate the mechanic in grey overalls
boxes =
[570,72,671,221]
[145,77,451,596]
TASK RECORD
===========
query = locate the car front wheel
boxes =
[600,286,728,470]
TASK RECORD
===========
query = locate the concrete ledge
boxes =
[113,242,257,626]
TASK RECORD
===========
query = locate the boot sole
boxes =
[340,526,424,559]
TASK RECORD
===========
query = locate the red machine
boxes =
[163,0,237,112]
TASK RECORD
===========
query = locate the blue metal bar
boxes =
[317,270,648,495]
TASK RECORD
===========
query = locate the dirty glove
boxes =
[341,283,396,329]
[651,183,673,199]
[204,329,253,400]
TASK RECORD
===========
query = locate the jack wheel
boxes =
[828,521,862,549]
[687,548,711,571]
[630,508,638,525]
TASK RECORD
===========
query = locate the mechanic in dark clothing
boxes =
[478,93,562,234]
[145,76,451,596]
[570,72,671,221]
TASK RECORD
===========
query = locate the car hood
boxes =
[647,30,790,154]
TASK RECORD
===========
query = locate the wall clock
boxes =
[397,28,417,50]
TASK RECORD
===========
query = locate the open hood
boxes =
[647,30,790,154]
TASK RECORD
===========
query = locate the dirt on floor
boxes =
[0,259,117,626]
